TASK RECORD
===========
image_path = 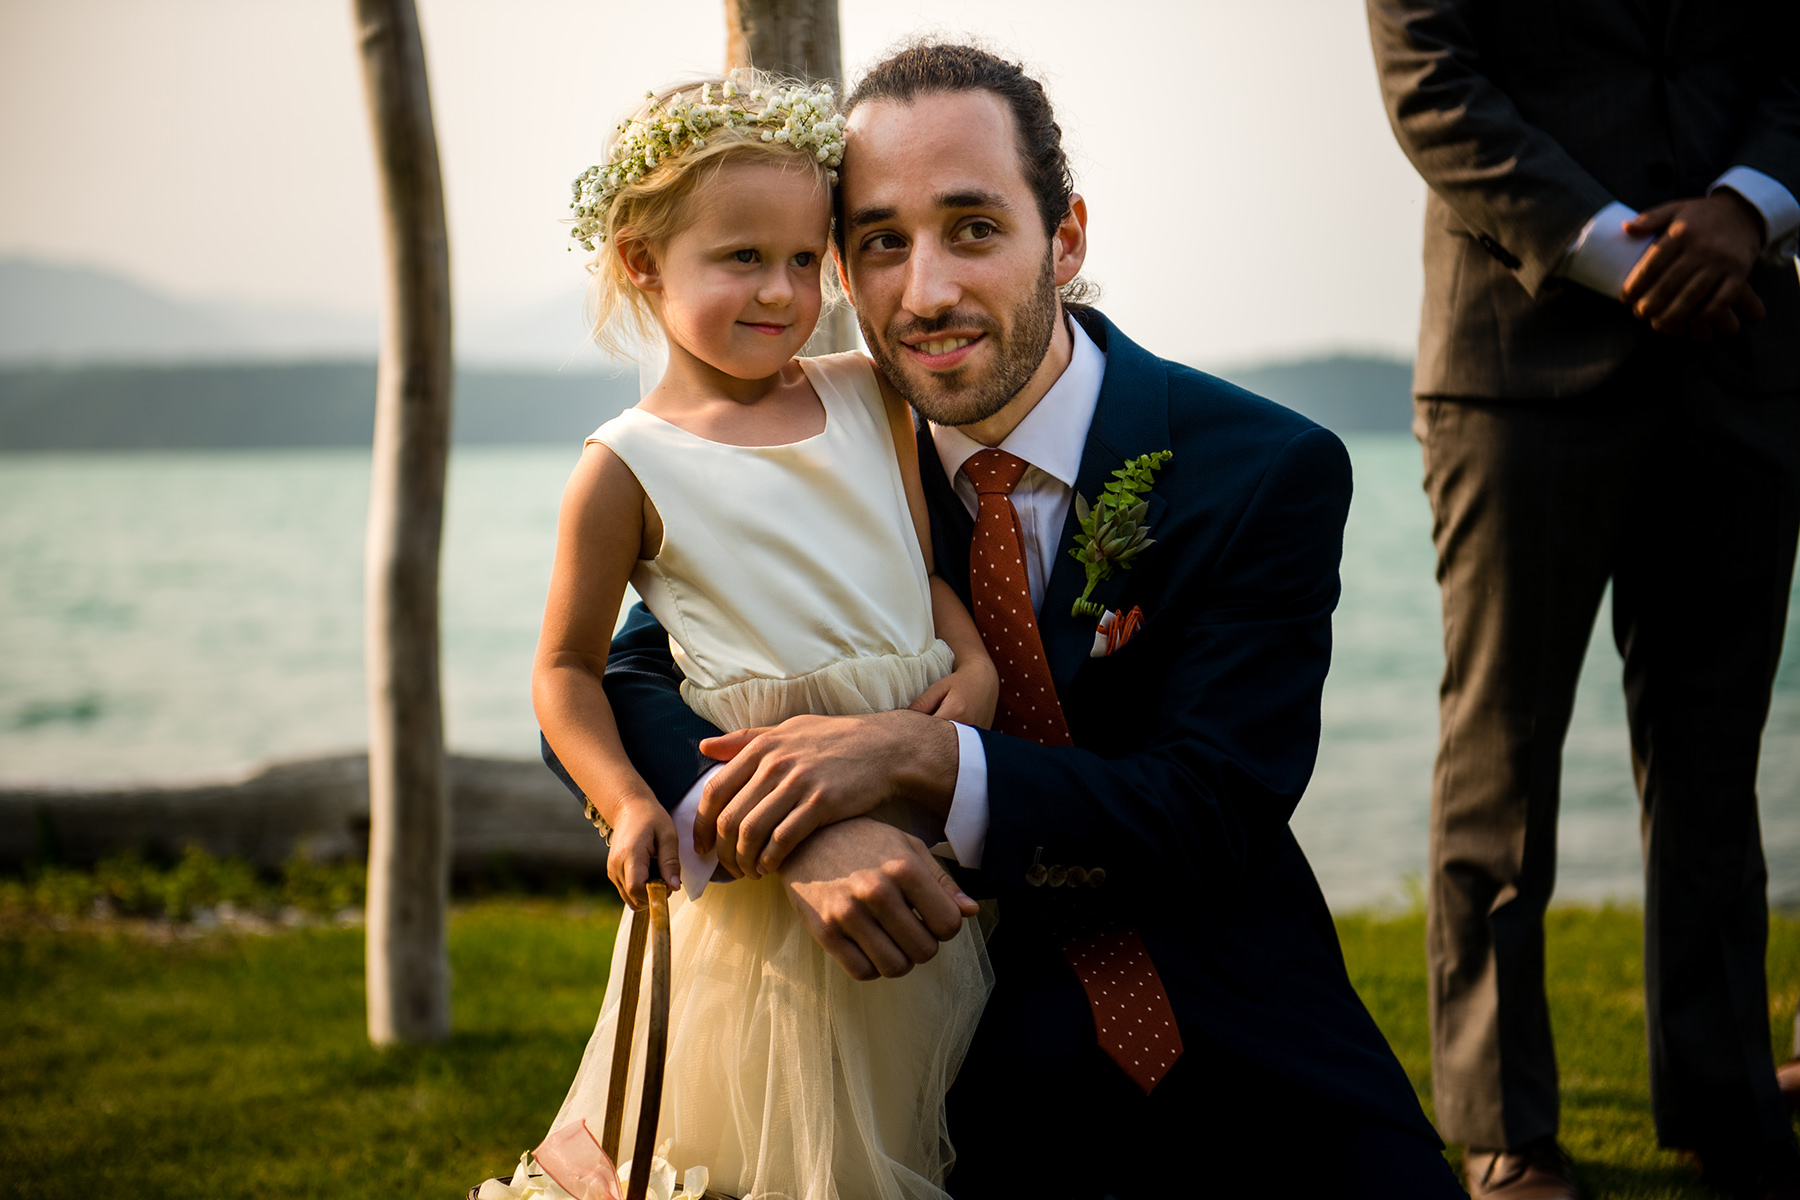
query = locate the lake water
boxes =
[3,436,1796,910]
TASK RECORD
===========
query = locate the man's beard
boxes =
[861,249,1060,429]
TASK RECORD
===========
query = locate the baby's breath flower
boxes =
[567,77,845,247]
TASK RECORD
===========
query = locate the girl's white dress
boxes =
[551,352,993,1200]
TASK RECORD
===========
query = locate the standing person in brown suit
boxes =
[1366,1,1800,1197]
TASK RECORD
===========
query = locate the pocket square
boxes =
[1089,605,1144,658]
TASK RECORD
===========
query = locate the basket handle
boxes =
[598,880,672,1200]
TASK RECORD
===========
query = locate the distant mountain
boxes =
[457,292,615,370]
[0,353,1415,451]
[1211,355,1415,433]
[0,258,1418,443]
[0,361,637,450]
[0,258,615,370]
[0,259,374,363]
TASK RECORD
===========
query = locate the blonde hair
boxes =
[581,74,841,359]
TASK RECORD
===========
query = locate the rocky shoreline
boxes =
[0,753,606,879]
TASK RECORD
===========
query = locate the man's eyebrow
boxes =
[936,189,1012,213]
[845,204,897,231]
[845,189,1017,231]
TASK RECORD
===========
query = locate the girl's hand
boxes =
[909,658,999,729]
[606,796,682,909]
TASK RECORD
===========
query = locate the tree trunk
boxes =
[353,0,453,1046]
[725,0,856,356]
[724,0,841,83]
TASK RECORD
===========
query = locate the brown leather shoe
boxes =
[1778,1058,1800,1113]
[1465,1138,1581,1200]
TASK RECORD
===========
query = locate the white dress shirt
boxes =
[1558,166,1800,297]
[932,318,1106,868]
[671,318,1107,893]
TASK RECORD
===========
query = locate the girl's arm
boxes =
[533,441,682,906]
[915,578,998,727]
[877,370,998,729]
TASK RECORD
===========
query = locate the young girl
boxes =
[526,77,995,1200]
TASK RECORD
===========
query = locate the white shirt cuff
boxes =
[943,722,989,868]
[1557,201,1653,298]
[1710,166,1800,260]
[671,764,722,900]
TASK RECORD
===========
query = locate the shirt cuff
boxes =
[943,722,989,868]
[1710,166,1800,260]
[672,764,722,900]
[1556,201,1653,298]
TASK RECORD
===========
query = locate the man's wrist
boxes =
[1709,165,1800,258]
[1707,188,1772,263]
[883,708,961,815]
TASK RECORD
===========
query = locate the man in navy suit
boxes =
[555,43,1460,1196]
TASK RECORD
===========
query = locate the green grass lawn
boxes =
[1,901,1794,1198]
[0,901,623,1198]
[1337,907,1800,1198]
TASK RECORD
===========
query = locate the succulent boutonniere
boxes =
[1069,450,1172,618]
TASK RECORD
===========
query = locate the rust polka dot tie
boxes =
[962,448,1071,748]
[1063,925,1183,1094]
[961,448,1184,1094]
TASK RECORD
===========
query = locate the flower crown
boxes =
[569,78,847,252]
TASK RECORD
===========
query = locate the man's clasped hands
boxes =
[1621,189,1771,342]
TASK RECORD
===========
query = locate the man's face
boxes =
[836,90,1083,428]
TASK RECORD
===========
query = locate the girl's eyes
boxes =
[729,250,819,266]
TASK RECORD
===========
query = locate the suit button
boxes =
[1066,867,1088,886]
[1475,234,1522,271]
[1647,162,1676,191]
[1087,868,1107,887]
[1048,865,1068,888]
[1026,863,1048,887]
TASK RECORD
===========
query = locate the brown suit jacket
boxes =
[1367,0,1800,399]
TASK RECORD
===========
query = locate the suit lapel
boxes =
[1039,313,1173,699]
[914,311,1174,701]
[917,417,975,604]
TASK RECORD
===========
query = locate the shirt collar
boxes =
[930,316,1106,488]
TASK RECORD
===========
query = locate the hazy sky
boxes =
[0,0,1429,366]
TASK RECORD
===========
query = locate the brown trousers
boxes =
[1418,342,1800,1155]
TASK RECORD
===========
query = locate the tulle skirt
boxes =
[552,641,990,1199]
[550,874,992,1200]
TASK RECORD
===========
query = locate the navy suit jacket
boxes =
[558,309,1435,1139]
